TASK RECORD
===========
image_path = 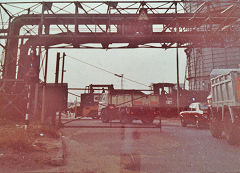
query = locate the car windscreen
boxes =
[200,104,208,110]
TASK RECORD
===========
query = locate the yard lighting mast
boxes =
[114,74,124,89]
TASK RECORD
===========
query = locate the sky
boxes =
[46,48,187,102]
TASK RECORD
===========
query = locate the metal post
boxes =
[40,47,48,124]
[74,3,79,33]
[30,48,40,121]
[156,117,162,131]
[176,14,180,116]
[61,52,66,84]
[33,83,39,119]
[55,52,60,84]
[176,46,180,116]
[37,3,44,67]
[44,24,50,83]
[38,3,44,35]
[40,3,46,124]
[24,84,31,130]
[44,48,49,83]
[74,97,78,118]
[41,84,46,124]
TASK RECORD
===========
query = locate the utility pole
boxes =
[176,46,180,117]
[40,3,46,125]
[176,3,180,116]
[55,52,60,84]
[61,52,66,84]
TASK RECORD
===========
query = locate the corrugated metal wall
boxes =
[185,0,240,91]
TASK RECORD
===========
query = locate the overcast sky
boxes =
[46,48,186,102]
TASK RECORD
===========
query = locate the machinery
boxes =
[76,84,114,119]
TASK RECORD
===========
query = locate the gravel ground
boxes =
[0,135,63,173]
[30,119,240,173]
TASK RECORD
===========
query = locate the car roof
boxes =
[190,102,201,105]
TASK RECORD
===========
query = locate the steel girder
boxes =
[4,12,240,79]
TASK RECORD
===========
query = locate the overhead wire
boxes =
[65,54,150,88]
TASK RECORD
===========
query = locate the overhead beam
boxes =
[9,13,240,25]
[3,8,240,79]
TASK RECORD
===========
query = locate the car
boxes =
[180,102,209,128]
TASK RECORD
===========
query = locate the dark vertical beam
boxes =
[55,52,60,84]
[44,47,49,83]
[176,2,180,115]
[44,24,49,83]
[61,52,65,83]
[41,18,49,125]
[38,3,44,36]
[38,3,44,81]
[74,3,79,33]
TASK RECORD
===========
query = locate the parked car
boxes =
[180,102,209,128]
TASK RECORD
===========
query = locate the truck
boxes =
[209,69,240,145]
[98,89,159,124]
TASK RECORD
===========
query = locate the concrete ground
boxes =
[30,118,240,173]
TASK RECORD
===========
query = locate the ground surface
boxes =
[0,133,62,173]
[27,118,240,173]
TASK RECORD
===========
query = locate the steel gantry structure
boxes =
[0,1,240,124]
[0,1,239,80]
